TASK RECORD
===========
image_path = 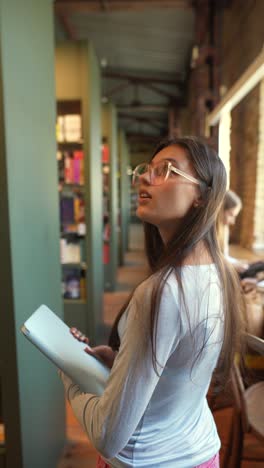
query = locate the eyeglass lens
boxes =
[133,161,169,186]
[152,161,168,185]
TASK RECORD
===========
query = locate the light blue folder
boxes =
[21,304,110,395]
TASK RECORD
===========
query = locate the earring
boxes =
[193,201,199,208]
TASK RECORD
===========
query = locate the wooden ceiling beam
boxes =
[140,82,180,101]
[105,81,132,98]
[117,104,169,112]
[55,1,193,14]
[119,113,166,131]
[126,133,162,143]
[120,112,165,125]
[103,70,182,86]
[56,12,77,39]
[103,71,184,102]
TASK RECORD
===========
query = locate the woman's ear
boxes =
[193,196,204,208]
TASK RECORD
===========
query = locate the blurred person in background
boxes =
[218,190,260,294]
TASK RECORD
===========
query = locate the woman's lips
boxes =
[138,197,151,205]
[138,192,152,205]
[139,189,152,198]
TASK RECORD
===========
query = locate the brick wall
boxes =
[221,0,264,248]
[221,0,264,88]
[180,0,217,139]
[254,79,264,249]
[229,87,260,247]
[181,1,264,248]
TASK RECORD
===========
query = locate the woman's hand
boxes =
[70,327,116,369]
[84,345,117,369]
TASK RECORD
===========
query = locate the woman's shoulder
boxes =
[134,264,218,289]
[133,270,179,306]
[132,273,158,302]
[180,264,220,294]
[132,264,220,306]
[181,263,218,273]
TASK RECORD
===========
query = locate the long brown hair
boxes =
[109,136,246,386]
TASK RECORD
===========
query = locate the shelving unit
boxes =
[118,130,131,265]
[56,100,87,305]
[101,103,119,291]
[55,41,104,344]
[102,136,111,266]
[0,408,5,468]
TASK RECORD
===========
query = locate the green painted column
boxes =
[55,41,103,344]
[102,103,118,291]
[0,1,65,467]
[118,130,130,265]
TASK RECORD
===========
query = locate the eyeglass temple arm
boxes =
[170,166,200,185]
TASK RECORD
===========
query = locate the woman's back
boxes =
[111,264,223,467]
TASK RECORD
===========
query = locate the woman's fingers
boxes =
[70,327,89,343]
[69,333,116,368]
[84,345,117,369]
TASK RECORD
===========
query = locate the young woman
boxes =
[60,137,245,468]
[218,189,246,271]
[219,190,258,293]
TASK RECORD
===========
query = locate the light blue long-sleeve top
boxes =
[61,264,224,467]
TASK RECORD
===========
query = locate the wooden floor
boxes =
[57,224,264,468]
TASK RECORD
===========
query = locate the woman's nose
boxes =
[139,171,151,184]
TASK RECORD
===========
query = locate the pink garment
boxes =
[96,456,110,468]
[97,452,220,468]
[195,452,220,468]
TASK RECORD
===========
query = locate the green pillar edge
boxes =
[0,1,65,467]
[55,41,103,344]
[102,103,119,291]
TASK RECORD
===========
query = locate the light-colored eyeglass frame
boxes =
[132,160,200,186]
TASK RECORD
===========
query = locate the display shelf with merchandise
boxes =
[101,103,119,291]
[56,100,88,305]
[55,41,103,344]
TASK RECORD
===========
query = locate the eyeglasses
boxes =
[132,160,200,186]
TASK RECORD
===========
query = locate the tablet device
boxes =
[21,305,110,395]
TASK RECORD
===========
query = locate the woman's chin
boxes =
[136,206,143,220]
[136,206,156,224]
[136,205,146,220]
